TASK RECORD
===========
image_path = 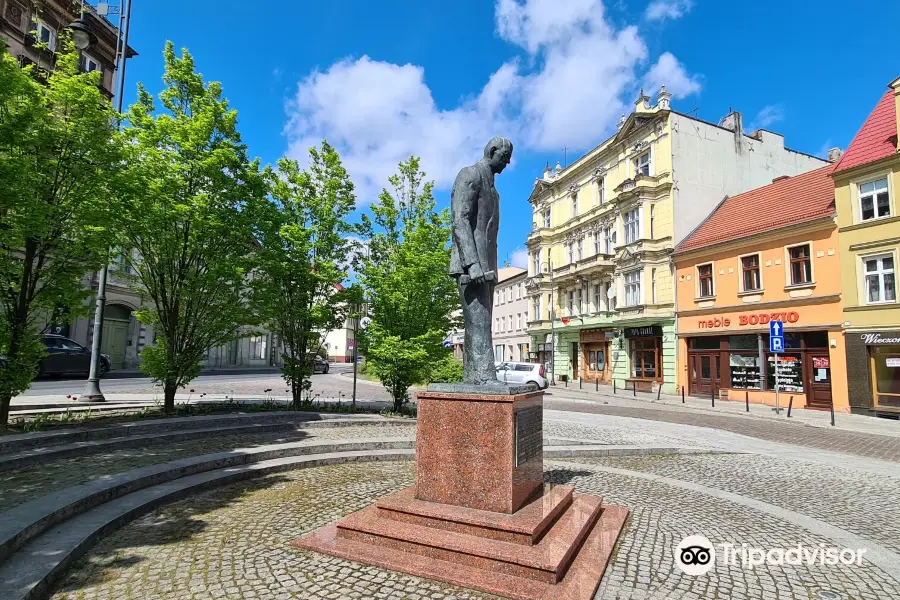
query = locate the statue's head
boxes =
[483,137,513,174]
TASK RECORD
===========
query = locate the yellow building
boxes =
[525,88,827,393]
[832,76,900,416]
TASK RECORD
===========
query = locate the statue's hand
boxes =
[468,263,485,284]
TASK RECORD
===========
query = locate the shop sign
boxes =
[886,358,900,368]
[698,311,800,329]
[625,326,663,338]
[860,332,900,345]
[812,357,830,369]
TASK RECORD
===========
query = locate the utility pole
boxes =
[83,0,133,401]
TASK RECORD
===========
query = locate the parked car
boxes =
[495,361,548,390]
[38,334,111,378]
[313,355,330,374]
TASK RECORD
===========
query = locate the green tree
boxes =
[356,157,459,412]
[118,43,267,413]
[251,143,356,407]
[0,41,122,426]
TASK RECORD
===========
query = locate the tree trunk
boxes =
[0,392,11,429]
[393,396,404,414]
[163,380,177,414]
[0,321,27,428]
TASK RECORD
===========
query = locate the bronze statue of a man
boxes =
[450,137,513,385]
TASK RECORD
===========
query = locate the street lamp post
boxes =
[539,260,555,386]
[76,0,133,401]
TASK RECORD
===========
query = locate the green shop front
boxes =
[609,319,676,394]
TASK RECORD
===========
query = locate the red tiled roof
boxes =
[832,90,898,174]
[675,166,835,254]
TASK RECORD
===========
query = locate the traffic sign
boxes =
[348,339,355,349]
[770,336,784,352]
[769,320,784,337]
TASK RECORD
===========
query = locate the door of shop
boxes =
[691,353,720,396]
[806,352,833,409]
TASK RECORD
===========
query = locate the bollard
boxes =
[633,382,636,397]
[786,395,793,418]
[565,377,568,387]
[681,386,685,403]
[613,379,616,394]
[745,390,749,413]
[711,386,715,408]
[830,402,835,427]
[595,378,599,391]
[579,377,582,389]
[656,384,662,401]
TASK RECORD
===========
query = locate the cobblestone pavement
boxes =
[0,424,415,510]
[568,453,900,556]
[47,458,900,600]
[547,398,900,463]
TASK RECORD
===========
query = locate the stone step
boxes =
[0,418,416,471]
[337,493,603,583]
[0,438,414,567]
[0,412,396,455]
[0,448,415,600]
[376,484,574,545]
[296,503,629,600]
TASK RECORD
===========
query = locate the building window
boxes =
[650,205,655,239]
[624,270,642,306]
[532,251,540,275]
[624,209,640,244]
[605,228,616,254]
[568,242,574,264]
[546,293,552,320]
[249,336,267,360]
[593,231,601,255]
[698,263,714,297]
[594,282,604,312]
[34,20,56,51]
[631,337,660,379]
[864,254,896,304]
[860,178,890,221]
[789,244,812,285]
[576,288,584,314]
[598,178,605,205]
[80,53,102,73]
[508,315,513,331]
[515,284,521,300]
[572,193,579,217]
[741,254,761,291]
[516,313,521,329]
[634,151,651,177]
[533,297,540,321]
[567,290,575,315]
[651,268,657,304]
[576,237,583,261]
[506,287,511,302]
[872,346,900,408]
[543,209,551,228]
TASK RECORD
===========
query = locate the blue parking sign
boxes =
[770,336,784,352]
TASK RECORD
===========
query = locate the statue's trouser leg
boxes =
[460,280,496,385]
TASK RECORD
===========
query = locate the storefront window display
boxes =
[872,346,900,408]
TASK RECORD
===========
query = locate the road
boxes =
[20,363,394,402]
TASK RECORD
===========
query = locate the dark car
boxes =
[38,335,111,378]
[313,355,330,374]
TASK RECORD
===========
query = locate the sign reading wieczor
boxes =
[514,406,542,468]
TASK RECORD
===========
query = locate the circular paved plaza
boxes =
[38,414,900,600]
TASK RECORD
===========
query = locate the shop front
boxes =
[624,325,664,392]
[845,329,900,416]
[677,307,848,411]
[579,329,614,384]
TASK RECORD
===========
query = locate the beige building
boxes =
[492,267,531,362]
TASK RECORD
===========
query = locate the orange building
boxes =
[673,166,848,412]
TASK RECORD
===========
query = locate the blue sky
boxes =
[120,0,899,269]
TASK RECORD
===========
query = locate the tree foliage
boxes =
[251,143,356,407]
[118,43,267,413]
[356,157,459,411]
[0,41,122,426]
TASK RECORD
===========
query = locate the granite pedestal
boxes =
[294,387,628,600]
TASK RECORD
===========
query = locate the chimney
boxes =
[719,109,744,154]
[891,75,900,146]
[827,148,844,163]
[634,88,651,112]
[656,85,672,110]
[773,175,790,183]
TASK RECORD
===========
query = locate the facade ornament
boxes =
[656,85,672,111]
[568,183,579,195]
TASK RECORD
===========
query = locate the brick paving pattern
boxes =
[45,459,900,600]
[548,399,900,463]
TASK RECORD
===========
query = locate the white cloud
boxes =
[643,52,701,98]
[510,248,529,269]
[284,0,701,202]
[644,0,693,22]
[750,104,785,130]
